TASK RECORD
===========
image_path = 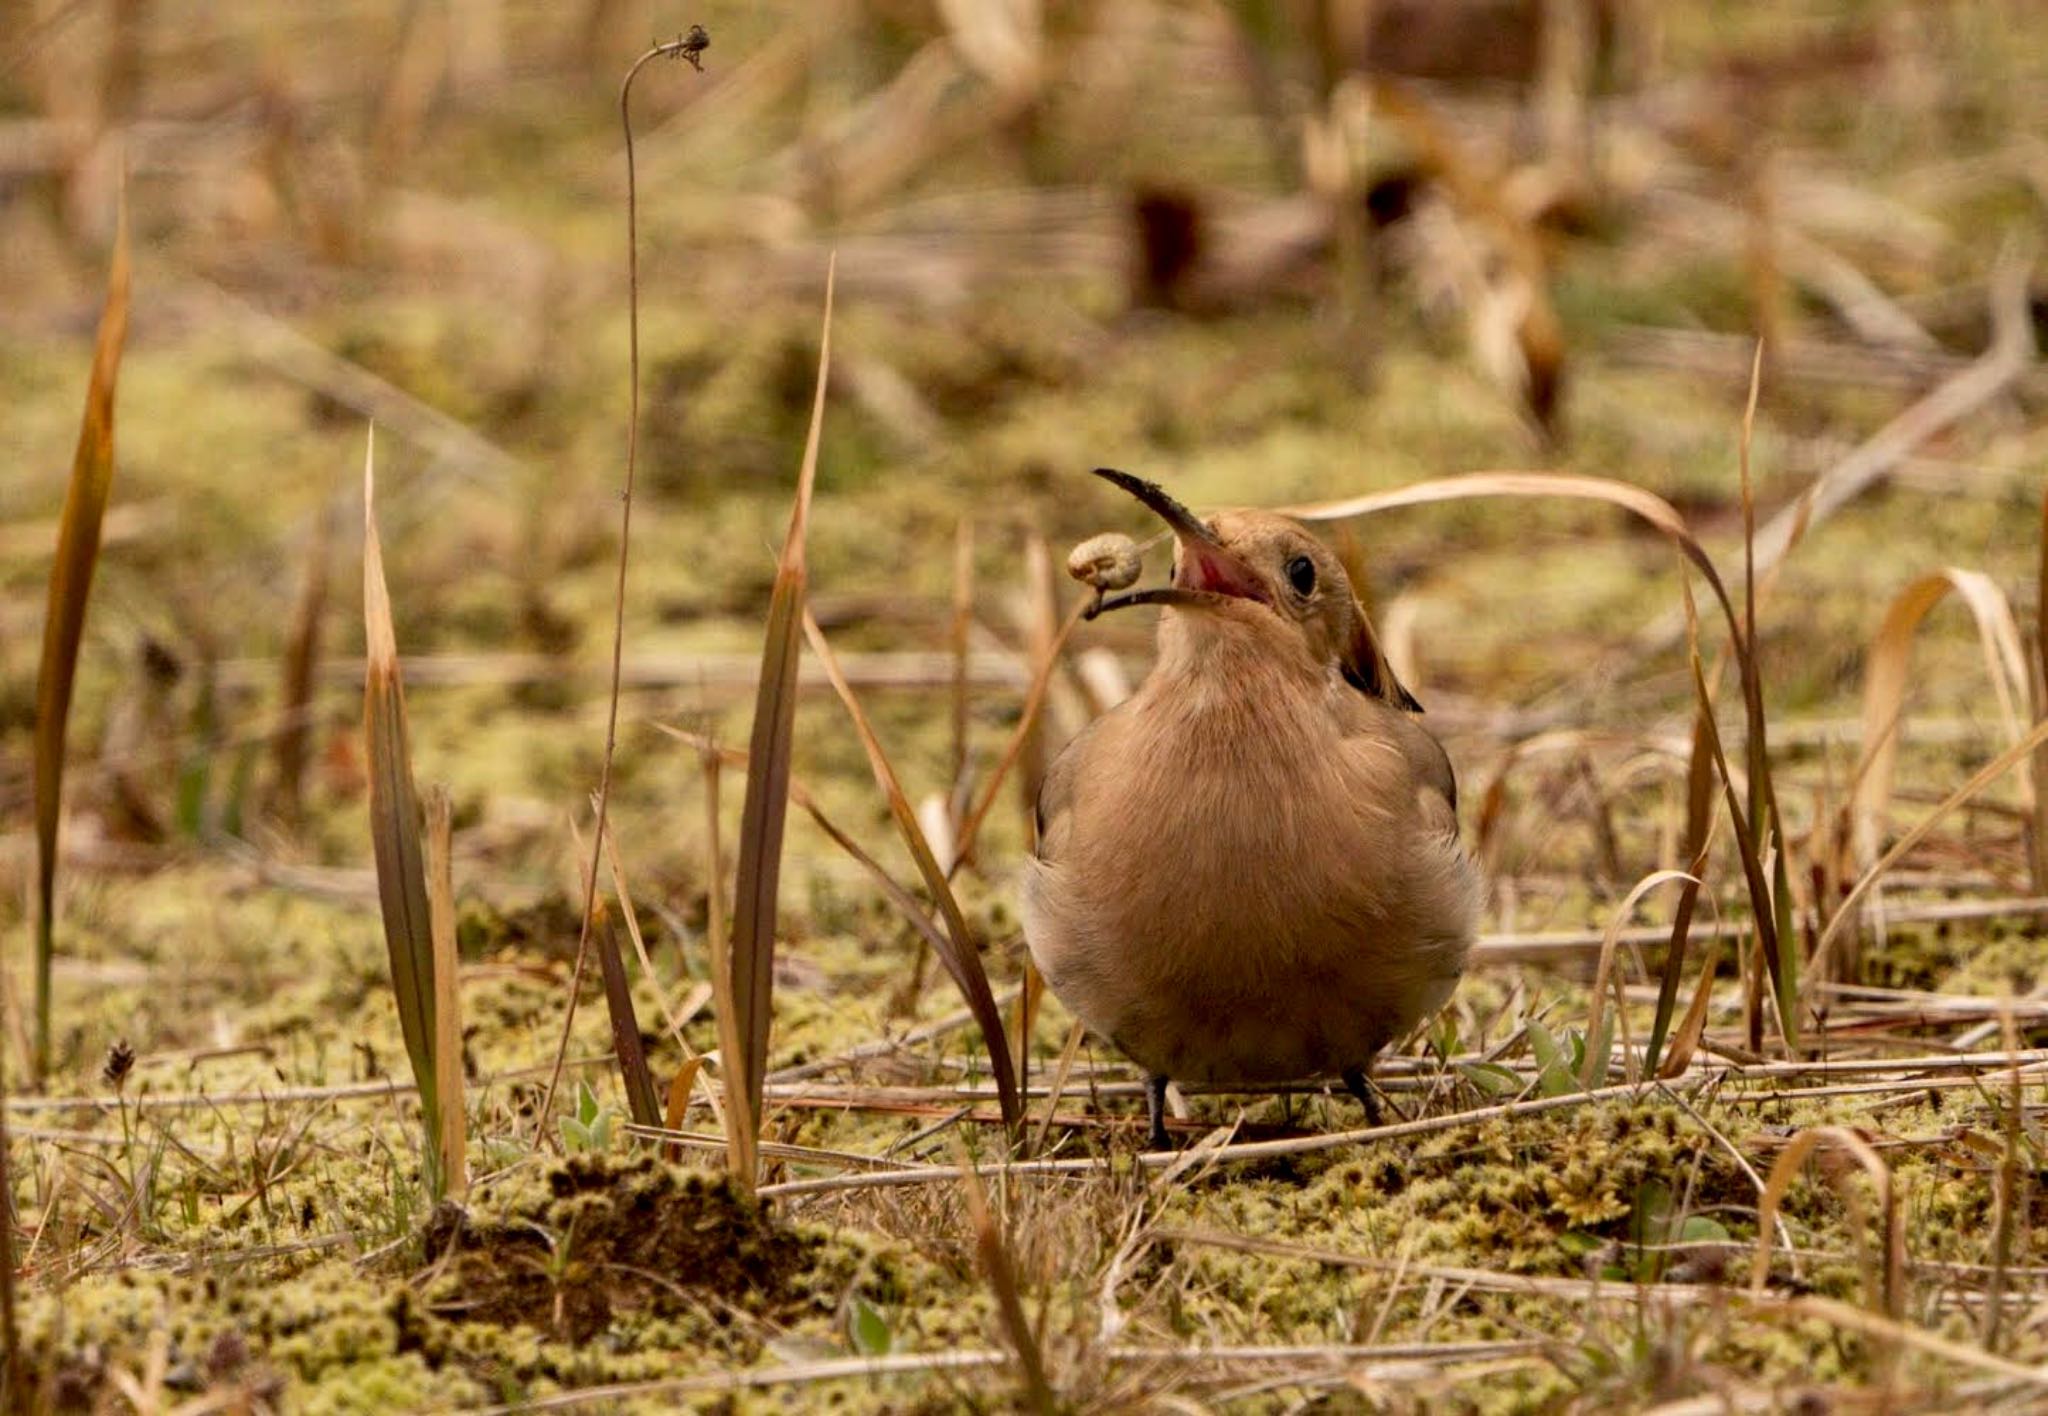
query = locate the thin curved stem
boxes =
[532,34,705,1150]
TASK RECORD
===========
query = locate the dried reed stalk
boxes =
[361,429,445,1193]
[32,193,130,1084]
[1984,1004,2023,1350]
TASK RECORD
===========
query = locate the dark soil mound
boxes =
[419,1156,817,1343]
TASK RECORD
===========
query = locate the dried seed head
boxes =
[102,1038,135,1091]
[1066,532,1142,593]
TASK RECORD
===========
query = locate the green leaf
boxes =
[846,1297,891,1357]
[1527,1021,1580,1097]
[1678,1215,1732,1245]
[1630,1179,1674,1249]
[1458,1062,1521,1099]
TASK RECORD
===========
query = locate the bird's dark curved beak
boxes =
[1093,468,1222,549]
[1087,468,1267,619]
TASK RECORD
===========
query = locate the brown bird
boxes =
[1024,469,1482,1149]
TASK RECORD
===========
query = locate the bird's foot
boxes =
[1342,1065,1383,1128]
[1145,1074,1173,1151]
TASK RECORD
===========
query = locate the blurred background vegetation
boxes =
[2,2,2047,1404]
[5,0,2040,895]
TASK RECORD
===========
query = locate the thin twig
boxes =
[759,1079,1707,1198]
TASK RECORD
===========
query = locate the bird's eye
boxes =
[1286,555,1317,596]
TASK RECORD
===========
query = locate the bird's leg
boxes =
[1342,1065,1383,1128]
[1145,1074,1173,1151]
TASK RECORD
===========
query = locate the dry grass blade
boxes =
[1031,1019,1086,1157]
[1813,715,2048,983]
[2035,484,2048,894]
[1016,533,1061,848]
[1581,869,1698,1090]
[1685,614,1790,1050]
[361,429,444,1183]
[0,1087,10,1398]
[1849,569,2031,871]
[699,743,756,1189]
[424,785,467,1200]
[730,256,834,1134]
[1985,1003,2023,1349]
[1736,347,1799,1052]
[949,516,975,832]
[947,598,1090,881]
[1750,1125,1903,1321]
[274,495,333,826]
[1626,250,2038,665]
[1645,704,1718,1075]
[661,1055,704,1162]
[802,610,1022,1131]
[658,725,989,1048]
[955,1142,1056,1413]
[1657,933,1724,1080]
[601,815,710,1055]
[1760,1294,2048,1389]
[572,815,661,1130]
[595,914,662,1128]
[32,195,131,1084]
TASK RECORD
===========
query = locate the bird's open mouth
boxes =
[1085,468,1267,619]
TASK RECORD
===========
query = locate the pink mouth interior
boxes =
[1176,541,1266,602]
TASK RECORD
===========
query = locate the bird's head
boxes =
[1088,467,1421,711]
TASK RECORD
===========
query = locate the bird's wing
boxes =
[1339,691,1460,833]
[1340,596,1424,713]
[1030,712,1099,862]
